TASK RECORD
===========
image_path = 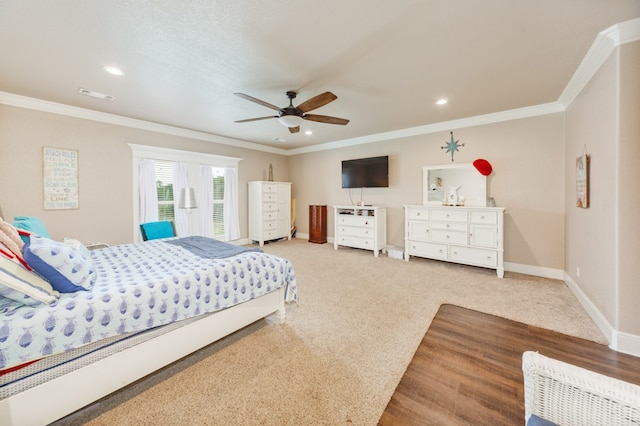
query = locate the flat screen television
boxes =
[341,155,389,188]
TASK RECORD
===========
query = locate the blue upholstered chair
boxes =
[139,221,176,241]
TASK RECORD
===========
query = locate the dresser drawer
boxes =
[338,226,374,238]
[263,220,276,231]
[407,208,429,221]
[261,184,278,194]
[430,209,468,222]
[449,246,498,267]
[337,235,374,250]
[431,229,468,245]
[470,210,497,224]
[407,240,447,260]
[337,215,374,227]
[263,202,276,212]
[262,228,279,240]
[262,210,277,221]
[430,221,467,232]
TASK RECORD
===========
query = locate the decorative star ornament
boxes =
[441,131,464,162]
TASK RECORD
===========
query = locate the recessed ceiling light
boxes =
[436,98,448,105]
[78,88,115,101]
[104,65,124,76]
[305,130,313,135]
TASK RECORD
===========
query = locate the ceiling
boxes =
[1,1,638,151]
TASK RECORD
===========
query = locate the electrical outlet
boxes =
[576,267,580,277]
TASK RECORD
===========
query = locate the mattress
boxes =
[0,237,297,371]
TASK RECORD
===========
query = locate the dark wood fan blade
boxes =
[234,93,281,111]
[234,116,277,123]
[296,92,337,113]
[288,126,300,134]
[303,114,349,125]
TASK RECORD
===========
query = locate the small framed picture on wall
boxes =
[576,152,590,209]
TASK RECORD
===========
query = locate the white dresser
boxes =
[403,205,505,277]
[248,181,291,246]
[333,205,386,257]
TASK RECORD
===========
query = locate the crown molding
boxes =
[0,91,289,156]
[558,17,640,108]
[287,102,564,155]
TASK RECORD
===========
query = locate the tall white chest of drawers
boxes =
[248,181,291,246]
[403,205,505,277]
[333,205,387,257]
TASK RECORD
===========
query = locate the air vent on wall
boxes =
[78,88,115,101]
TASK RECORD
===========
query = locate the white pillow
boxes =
[0,253,59,305]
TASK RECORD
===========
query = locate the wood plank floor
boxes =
[379,304,640,426]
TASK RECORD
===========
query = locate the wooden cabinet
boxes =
[248,181,291,246]
[309,205,327,244]
[404,205,505,277]
[333,205,387,257]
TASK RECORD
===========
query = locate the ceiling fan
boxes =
[234,91,349,134]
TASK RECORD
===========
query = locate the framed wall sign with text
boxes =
[43,147,79,210]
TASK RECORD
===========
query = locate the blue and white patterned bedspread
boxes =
[0,238,297,370]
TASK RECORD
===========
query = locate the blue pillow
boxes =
[527,414,558,426]
[23,235,96,293]
[12,216,51,242]
[141,221,175,240]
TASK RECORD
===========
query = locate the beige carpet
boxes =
[54,238,606,425]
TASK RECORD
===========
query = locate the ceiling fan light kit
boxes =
[235,90,349,132]
[278,114,303,128]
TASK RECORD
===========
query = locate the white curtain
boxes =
[173,162,190,236]
[199,166,214,238]
[224,167,240,241]
[138,159,158,224]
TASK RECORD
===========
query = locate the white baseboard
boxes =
[613,331,640,358]
[563,273,615,344]
[504,262,564,280]
[564,273,640,357]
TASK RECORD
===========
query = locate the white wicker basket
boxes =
[522,351,640,425]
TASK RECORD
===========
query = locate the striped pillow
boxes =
[0,252,59,305]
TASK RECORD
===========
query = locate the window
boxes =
[155,160,175,221]
[153,162,225,237]
[212,168,225,238]
[130,144,241,241]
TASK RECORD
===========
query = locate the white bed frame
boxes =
[0,286,286,426]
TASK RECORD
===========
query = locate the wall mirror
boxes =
[423,163,487,206]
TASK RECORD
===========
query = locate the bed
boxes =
[0,234,297,425]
